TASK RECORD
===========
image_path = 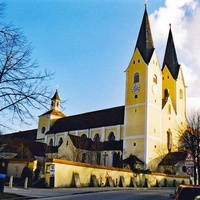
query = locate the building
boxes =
[4,6,187,172]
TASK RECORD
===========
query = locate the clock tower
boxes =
[124,6,162,170]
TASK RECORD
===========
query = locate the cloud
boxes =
[149,0,200,110]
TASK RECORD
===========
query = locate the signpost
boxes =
[185,152,194,176]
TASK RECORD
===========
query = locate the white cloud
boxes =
[150,0,200,111]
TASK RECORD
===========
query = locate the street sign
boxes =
[186,167,193,175]
[185,152,194,167]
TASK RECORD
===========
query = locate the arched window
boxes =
[96,152,101,165]
[108,132,115,141]
[133,72,139,83]
[167,130,172,152]
[49,138,53,146]
[180,89,183,99]
[82,153,86,163]
[168,104,171,114]
[153,74,157,84]
[164,89,169,98]
[81,134,87,139]
[41,127,46,134]
[93,133,100,142]
[58,137,63,146]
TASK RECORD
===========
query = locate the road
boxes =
[38,189,173,200]
[5,187,174,200]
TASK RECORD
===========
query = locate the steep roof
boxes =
[135,6,154,64]
[69,134,123,151]
[2,129,37,140]
[51,90,60,101]
[159,151,187,165]
[0,135,48,157]
[162,25,180,80]
[46,106,125,134]
[39,109,66,117]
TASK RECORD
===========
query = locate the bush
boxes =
[21,166,33,180]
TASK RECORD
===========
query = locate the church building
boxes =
[34,6,186,171]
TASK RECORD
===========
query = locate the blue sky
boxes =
[3,0,200,132]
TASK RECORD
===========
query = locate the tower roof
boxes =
[135,6,154,64]
[51,90,60,101]
[162,25,180,80]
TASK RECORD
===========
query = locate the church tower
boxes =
[124,6,162,170]
[162,25,186,152]
[36,90,66,142]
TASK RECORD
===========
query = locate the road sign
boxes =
[186,167,193,175]
[185,152,194,167]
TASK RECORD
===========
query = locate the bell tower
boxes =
[36,90,66,142]
[50,89,60,111]
[124,5,162,170]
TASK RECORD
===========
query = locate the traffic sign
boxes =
[186,167,193,175]
[185,152,194,167]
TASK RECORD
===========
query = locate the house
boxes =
[2,5,187,172]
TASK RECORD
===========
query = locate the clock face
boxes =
[132,83,140,94]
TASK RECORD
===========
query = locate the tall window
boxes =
[180,89,183,99]
[82,153,86,163]
[49,138,53,146]
[58,137,63,146]
[133,72,139,83]
[108,132,115,141]
[168,104,171,114]
[167,130,172,152]
[153,74,157,84]
[164,89,169,98]
[93,133,100,142]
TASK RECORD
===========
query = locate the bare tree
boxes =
[179,110,200,185]
[0,4,52,131]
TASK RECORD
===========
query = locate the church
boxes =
[10,6,187,171]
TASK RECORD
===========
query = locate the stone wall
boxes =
[44,158,190,188]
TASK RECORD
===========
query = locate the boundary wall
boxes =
[44,159,190,188]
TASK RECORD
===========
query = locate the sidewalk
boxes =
[4,186,132,199]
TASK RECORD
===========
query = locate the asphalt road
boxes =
[4,186,175,200]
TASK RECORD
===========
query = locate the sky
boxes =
[2,0,200,132]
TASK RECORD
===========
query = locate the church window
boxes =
[164,89,169,98]
[93,133,100,142]
[134,72,139,83]
[82,153,86,163]
[96,152,101,165]
[138,59,140,63]
[56,102,59,107]
[168,76,169,79]
[58,137,63,146]
[168,104,171,114]
[41,127,46,134]
[167,130,172,152]
[154,145,157,148]
[153,74,157,84]
[133,143,136,146]
[51,101,54,107]
[180,89,183,99]
[108,132,115,141]
[81,134,87,138]
[135,95,138,98]
[49,138,53,146]
[133,60,135,64]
